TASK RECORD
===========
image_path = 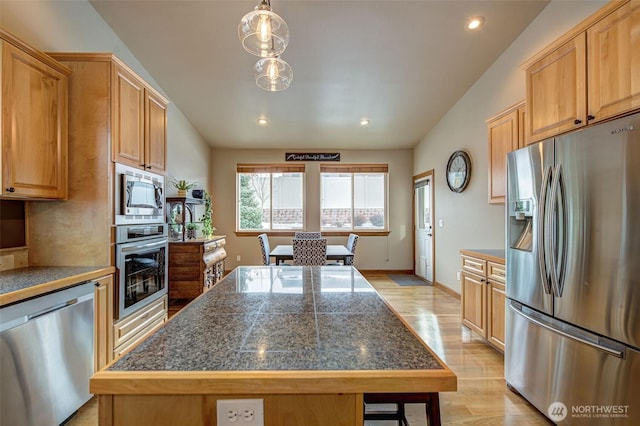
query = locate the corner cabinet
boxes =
[523,0,640,143]
[1,30,70,199]
[460,250,506,352]
[168,237,227,303]
[487,101,525,204]
[112,62,168,174]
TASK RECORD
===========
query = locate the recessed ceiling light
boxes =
[360,119,370,126]
[465,16,485,31]
[257,117,269,126]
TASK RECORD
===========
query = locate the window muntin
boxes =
[237,164,304,231]
[320,164,388,232]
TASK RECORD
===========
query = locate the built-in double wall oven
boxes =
[114,163,168,320]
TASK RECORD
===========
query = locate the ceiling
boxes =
[90,0,548,150]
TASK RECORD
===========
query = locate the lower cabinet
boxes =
[94,274,114,371]
[112,295,167,359]
[460,251,506,352]
[168,237,227,302]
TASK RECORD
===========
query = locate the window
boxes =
[237,164,304,231]
[320,164,388,231]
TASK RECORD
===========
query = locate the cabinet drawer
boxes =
[113,295,167,348]
[113,313,165,359]
[488,262,506,284]
[462,255,486,276]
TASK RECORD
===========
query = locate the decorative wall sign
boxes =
[286,153,340,161]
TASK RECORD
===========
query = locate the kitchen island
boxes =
[93,266,456,426]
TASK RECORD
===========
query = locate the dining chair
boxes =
[345,233,358,265]
[294,231,322,239]
[257,233,272,265]
[293,238,327,266]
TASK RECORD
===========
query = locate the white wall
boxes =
[413,0,607,294]
[211,149,414,270]
[0,0,210,189]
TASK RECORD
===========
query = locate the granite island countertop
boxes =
[0,265,115,307]
[93,265,456,395]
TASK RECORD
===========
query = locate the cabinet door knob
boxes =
[5,187,15,193]
[146,165,152,169]
[574,119,582,125]
[587,115,595,121]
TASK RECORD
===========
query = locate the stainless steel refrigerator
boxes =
[505,112,640,425]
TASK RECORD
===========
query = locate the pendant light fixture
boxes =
[238,0,289,58]
[254,57,293,92]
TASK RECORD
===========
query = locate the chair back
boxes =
[293,238,327,266]
[294,231,322,239]
[257,233,271,265]
[345,233,358,265]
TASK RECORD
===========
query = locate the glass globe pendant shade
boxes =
[238,1,289,58]
[254,57,293,91]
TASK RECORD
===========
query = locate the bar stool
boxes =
[363,393,441,426]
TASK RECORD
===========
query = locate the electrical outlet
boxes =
[237,255,241,262]
[217,399,264,426]
[457,271,461,281]
[438,219,444,227]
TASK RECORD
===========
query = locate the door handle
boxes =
[537,166,553,295]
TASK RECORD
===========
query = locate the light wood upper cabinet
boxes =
[1,33,70,199]
[487,101,525,204]
[112,62,168,174]
[525,33,587,143]
[112,64,145,170]
[587,1,640,123]
[145,90,168,173]
[523,0,639,143]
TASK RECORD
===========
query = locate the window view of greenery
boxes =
[238,172,303,230]
[321,172,386,231]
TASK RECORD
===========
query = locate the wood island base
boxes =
[98,393,364,426]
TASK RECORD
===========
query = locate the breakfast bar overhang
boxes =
[92,266,457,426]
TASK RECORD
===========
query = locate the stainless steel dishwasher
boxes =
[0,281,95,426]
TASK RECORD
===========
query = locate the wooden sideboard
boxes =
[168,236,227,304]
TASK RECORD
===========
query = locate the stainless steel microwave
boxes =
[115,162,165,225]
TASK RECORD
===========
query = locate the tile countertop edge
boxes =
[90,369,458,395]
[460,249,505,264]
[0,266,115,307]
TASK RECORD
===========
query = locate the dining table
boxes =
[269,244,353,265]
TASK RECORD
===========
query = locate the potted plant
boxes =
[171,178,198,197]
[185,222,198,239]
[200,190,215,239]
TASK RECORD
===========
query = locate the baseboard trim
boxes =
[359,269,414,275]
[434,281,461,300]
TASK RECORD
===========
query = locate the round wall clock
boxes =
[446,150,471,193]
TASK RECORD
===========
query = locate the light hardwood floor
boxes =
[67,272,549,425]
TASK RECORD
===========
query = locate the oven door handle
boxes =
[119,238,168,253]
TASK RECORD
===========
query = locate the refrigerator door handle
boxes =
[537,165,553,295]
[548,164,566,297]
[509,303,624,358]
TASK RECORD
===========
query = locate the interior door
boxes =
[414,177,433,282]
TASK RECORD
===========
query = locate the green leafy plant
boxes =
[170,178,198,191]
[200,190,216,238]
[185,223,198,230]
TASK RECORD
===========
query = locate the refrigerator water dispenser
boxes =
[509,199,533,251]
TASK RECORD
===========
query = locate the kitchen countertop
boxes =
[460,248,506,264]
[93,265,456,395]
[0,265,115,307]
